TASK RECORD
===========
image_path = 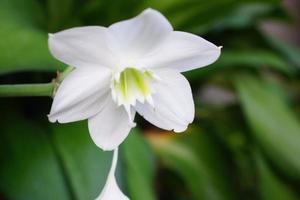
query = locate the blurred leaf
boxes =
[121,128,156,200]
[204,109,257,194]
[0,0,63,75]
[217,3,273,29]
[235,75,300,179]
[0,24,63,74]
[218,50,293,73]
[145,0,279,33]
[81,0,145,27]
[51,122,112,200]
[185,50,294,80]
[0,0,44,27]
[147,0,237,33]
[0,115,70,200]
[47,0,74,31]
[147,129,236,200]
[260,30,300,68]
[255,151,299,200]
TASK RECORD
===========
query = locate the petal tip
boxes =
[143,7,155,13]
[173,124,189,133]
[47,114,57,123]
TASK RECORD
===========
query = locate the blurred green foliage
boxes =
[1,0,300,199]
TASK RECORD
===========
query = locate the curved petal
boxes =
[108,8,173,61]
[140,31,221,72]
[96,148,129,200]
[48,67,111,123]
[88,99,135,151]
[136,69,195,132]
[49,26,116,69]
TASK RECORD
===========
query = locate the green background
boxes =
[1,0,300,199]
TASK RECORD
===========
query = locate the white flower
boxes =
[48,8,220,200]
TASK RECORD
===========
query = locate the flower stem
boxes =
[0,66,74,97]
[0,83,54,97]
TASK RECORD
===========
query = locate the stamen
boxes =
[111,67,156,117]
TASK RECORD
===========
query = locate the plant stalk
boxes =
[0,83,54,97]
[0,66,73,97]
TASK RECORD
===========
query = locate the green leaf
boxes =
[144,0,279,33]
[185,50,294,80]
[51,122,112,200]
[216,3,273,29]
[0,115,70,200]
[255,152,299,200]
[0,0,45,27]
[121,128,156,200]
[146,0,237,33]
[260,31,300,68]
[0,0,63,75]
[235,75,300,179]
[47,0,74,31]
[147,129,236,200]
[218,50,293,74]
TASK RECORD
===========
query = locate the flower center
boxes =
[111,67,156,116]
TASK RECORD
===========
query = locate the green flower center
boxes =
[111,67,156,109]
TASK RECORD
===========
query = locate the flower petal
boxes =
[48,67,111,123]
[136,69,194,132]
[88,99,135,151]
[96,148,129,200]
[108,8,172,61]
[140,31,221,72]
[49,26,116,69]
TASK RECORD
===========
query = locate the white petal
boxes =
[96,148,129,200]
[136,69,194,132]
[48,67,111,123]
[140,31,221,72]
[49,26,116,69]
[108,8,173,61]
[88,99,135,151]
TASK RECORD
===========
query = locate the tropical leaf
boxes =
[0,114,70,200]
[147,128,236,200]
[260,30,300,68]
[0,0,63,75]
[51,122,112,200]
[235,75,300,179]
[121,128,156,200]
[185,50,294,80]
[47,0,74,31]
[255,151,298,200]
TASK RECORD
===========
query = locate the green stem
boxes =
[0,83,54,97]
[0,66,74,97]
